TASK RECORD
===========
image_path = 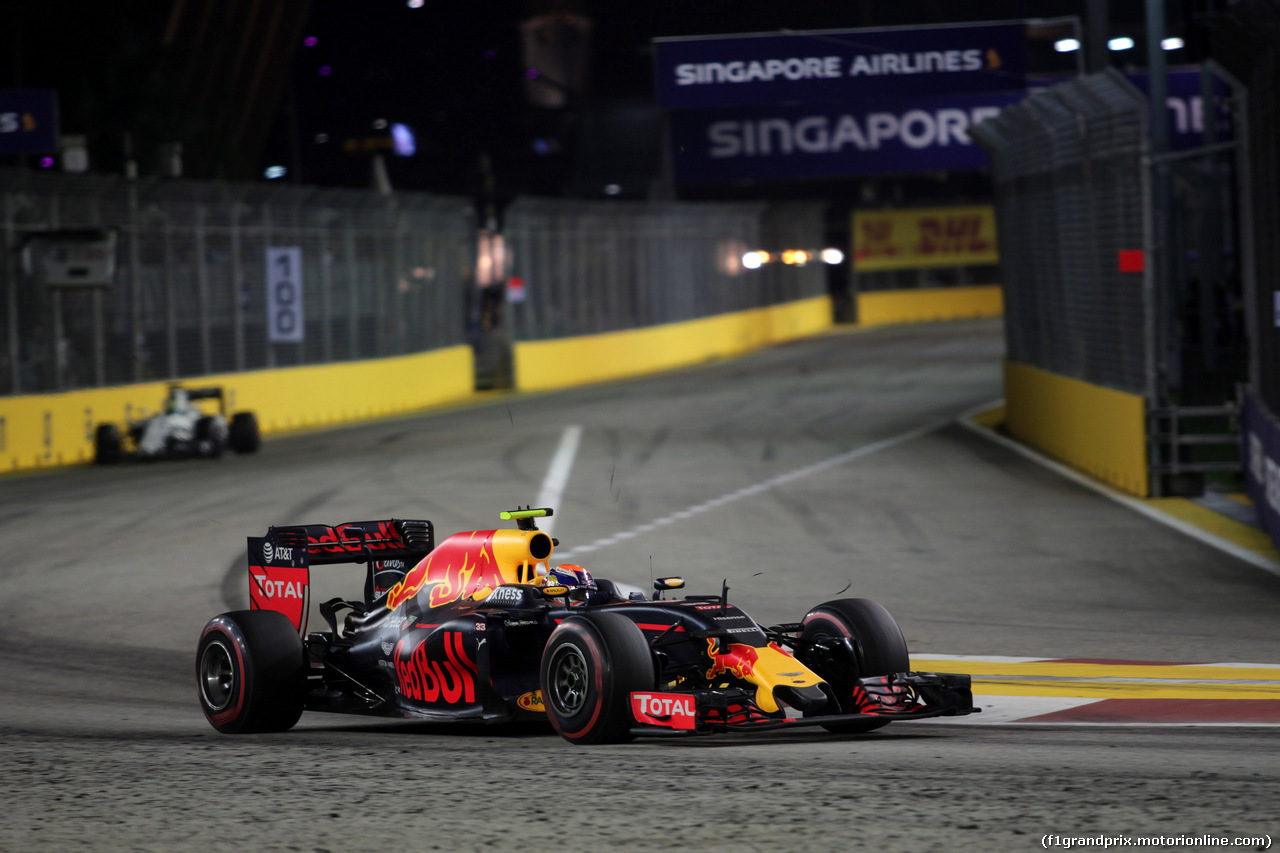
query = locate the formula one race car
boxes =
[95,385,259,463]
[196,508,974,743]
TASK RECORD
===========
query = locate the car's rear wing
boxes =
[183,386,225,402]
[248,519,433,633]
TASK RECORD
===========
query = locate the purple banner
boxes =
[0,90,59,154]
[1242,390,1280,552]
[654,23,1027,111]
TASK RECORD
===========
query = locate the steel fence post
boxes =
[230,201,246,371]
[163,207,177,378]
[128,179,143,381]
[3,193,20,393]
[195,202,211,374]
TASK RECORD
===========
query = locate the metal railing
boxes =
[1,168,475,395]
[971,69,1153,398]
[503,198,826,341]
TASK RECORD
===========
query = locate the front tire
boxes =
[196,610,305,734]
[228,412,260,454]
[540,612,654,745]
[800,598,909,733]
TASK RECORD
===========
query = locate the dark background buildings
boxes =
[3,1,1227,206]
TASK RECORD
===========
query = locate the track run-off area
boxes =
[2,318,1278,851]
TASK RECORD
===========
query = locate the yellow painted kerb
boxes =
[1003,360,1148,496]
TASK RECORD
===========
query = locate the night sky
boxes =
[5,1,1211,201]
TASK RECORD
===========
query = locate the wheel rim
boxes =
[199,639,235,712]
[547,643,589,715]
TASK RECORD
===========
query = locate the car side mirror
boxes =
[653,577,685,600]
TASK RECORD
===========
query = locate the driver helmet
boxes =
[545,564,596,591]
[166,388,189,414]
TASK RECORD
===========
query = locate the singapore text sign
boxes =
[0,90,59,154]
[654,23,1026,110]
[669,91,1025,184]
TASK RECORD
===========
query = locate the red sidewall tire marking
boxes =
[551,623,607,740]
[802,611,851,638]
[200,622,247,727]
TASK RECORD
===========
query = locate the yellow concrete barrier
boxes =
[513,295,832,393]
[1004,360,1148,496]
[0,345,474,472]
[857,284,1003,326]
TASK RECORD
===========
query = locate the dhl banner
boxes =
[853,205,998,272]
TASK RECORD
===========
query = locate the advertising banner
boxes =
[0,89,59,154]
[669,91,1025,184]
[1242,390,1280,553]
[853,206,998,271]
[654,23,1027,110]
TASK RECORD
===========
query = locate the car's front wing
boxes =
[629,671,976,736]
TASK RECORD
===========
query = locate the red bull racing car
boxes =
[197,508,974,743]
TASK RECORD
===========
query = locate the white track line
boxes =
[556,418,948,560]
[956,400,1280,577]
[535,426,583,537]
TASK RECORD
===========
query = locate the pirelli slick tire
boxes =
[228,412,260,454]
[94,423,122,465]
[196,610,305,734]
[540,612,654,745]
[800,598,909,734]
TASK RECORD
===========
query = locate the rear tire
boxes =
[194,416,224,458]
[94,424,122,464]
[196,610,305,733]
[540,612,654,744]
[800,598,909,733]
[228,412,260,454]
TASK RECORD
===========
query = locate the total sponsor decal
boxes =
[631,692,697,730]
[250,574,305,600]
[248,562,309,632]
[393,631,479,705]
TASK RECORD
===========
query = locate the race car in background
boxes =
[95,385,259,463]
[196,507,975,744]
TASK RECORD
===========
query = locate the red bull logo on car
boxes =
[705,639,761,681]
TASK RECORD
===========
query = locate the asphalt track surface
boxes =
[2,318,1278,851]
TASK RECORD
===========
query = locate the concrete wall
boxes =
[1004,360,1148,496]
[512,295,833,393]
[857,285,1003,327]
[0,345,475,471]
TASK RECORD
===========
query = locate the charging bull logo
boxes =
[705,639,760,682]
[385,531,504,610]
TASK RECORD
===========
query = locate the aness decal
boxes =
[394,631,478,704]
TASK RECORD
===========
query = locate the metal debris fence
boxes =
[1,168,475,395]
[503,198,826,341]
[970,69,1153,398]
